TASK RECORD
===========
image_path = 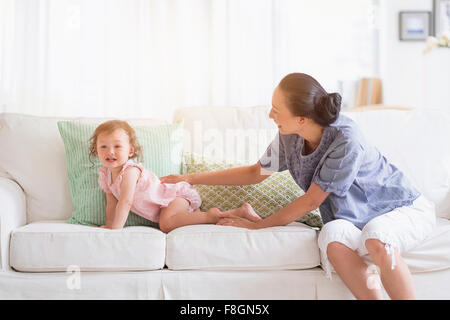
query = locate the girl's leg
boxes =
[159,197,220,233]
[327,241,384,300]
[365,239,415,300]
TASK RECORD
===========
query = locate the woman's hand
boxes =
[160,174,191,184]
[216,215,259,229]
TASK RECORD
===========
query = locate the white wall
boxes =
[379,0,444,109]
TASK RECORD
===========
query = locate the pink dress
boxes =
[98,160,202,223]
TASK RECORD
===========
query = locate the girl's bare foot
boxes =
[213,204,261,224]
[237,203,261,222]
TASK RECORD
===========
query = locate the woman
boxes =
[161,73,436,300]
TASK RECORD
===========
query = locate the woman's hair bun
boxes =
[328,93,342,112]
[313,92,341,126]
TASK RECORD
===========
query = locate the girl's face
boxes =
[269,86,305,135]
[96,129,135,170]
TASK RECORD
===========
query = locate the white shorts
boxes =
[317,195,436,279]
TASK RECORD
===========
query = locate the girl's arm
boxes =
[218,182,329,229]
[161,161,273,186]
[109,167,141,229]
[104,192,118,228]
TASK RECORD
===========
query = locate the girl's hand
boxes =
[160,174,190,184]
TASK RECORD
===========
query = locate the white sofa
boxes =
[0,106,449,300]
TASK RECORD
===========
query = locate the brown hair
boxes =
[88,120,142,165]
[278,73,341,126]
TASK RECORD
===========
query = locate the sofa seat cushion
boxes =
[166,222,320,270]
[401,218,450,273]
[10,221,166,272]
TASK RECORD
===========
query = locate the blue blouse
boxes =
[259,114,420,229]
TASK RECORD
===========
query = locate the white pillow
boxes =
[0,113,166,222]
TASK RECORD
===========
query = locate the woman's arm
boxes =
[256,183,328,228]
[109,167,141,229]
[161,161,273,186]
[218,182,329,229]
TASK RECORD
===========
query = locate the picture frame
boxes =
[433,0,450,36]
[399,11,432,41]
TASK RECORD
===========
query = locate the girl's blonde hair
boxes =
[89,120,142,165]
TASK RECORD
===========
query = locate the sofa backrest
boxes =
[0,113,167,223]
[174,106,450,219]
[1,107,449,222]
[173,105,278,163]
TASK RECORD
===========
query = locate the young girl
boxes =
[89,120,260,232]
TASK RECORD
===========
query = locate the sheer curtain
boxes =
[0,0,377,121]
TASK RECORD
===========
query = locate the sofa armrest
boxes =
[0,177,26,271]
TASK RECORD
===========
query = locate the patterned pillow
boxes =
[58,121,184,228]
[183,152,323,228]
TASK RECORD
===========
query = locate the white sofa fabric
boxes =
[8,216,450,275]
[0,107,449,299]
[10,221,166,272]
[165,223,319,271]
[400,218,450,273]
[10,220,319,272]
[0,178,26,272]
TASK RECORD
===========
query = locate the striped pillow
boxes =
[57,121,184,227]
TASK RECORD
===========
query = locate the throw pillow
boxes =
[57,120,184,228]
[182,152,323,228]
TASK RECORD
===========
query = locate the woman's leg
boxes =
[327,241,384,300]
[318,219,384,300]
[159,197,220,233]
[365,239,415,300]
[360,195,436,300]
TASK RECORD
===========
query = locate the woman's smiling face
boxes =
[269,86,301,135]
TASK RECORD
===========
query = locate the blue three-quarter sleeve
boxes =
[313,138,364,197]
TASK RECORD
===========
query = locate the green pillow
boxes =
[57,121,184,228]
[183,152,323,228]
